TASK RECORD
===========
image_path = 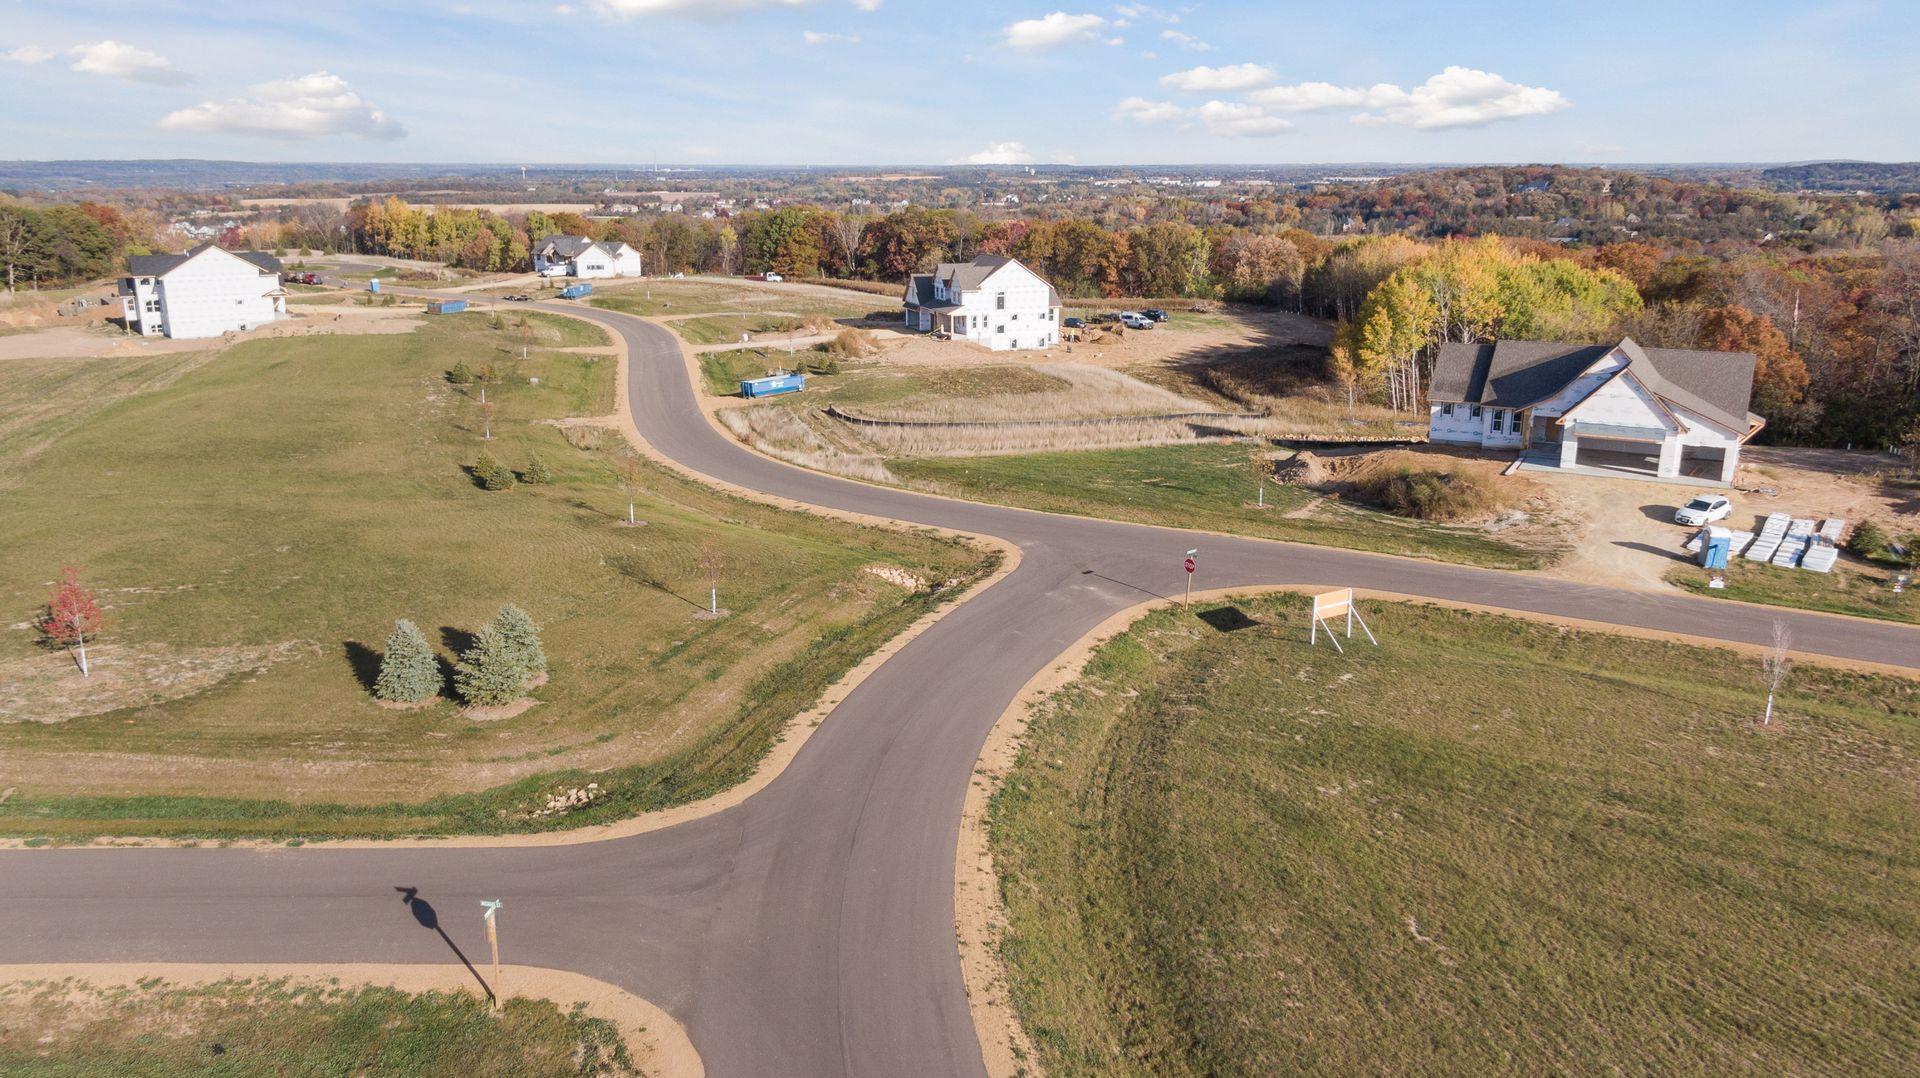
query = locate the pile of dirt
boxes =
[1300,447,1547,524]
[1269,450,1328,486]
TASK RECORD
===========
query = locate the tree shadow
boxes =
[393,886,492,1002]
[440,626,477,655]
[1196,605,1261,632]
[342,641,381,692]
[607,553,705,610]
[1613,541,1691,563]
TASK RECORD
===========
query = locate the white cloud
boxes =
[1193,100,1291,137]
[2,45,56,64]
[158,72,405,141]
[1247,67,1568,129]
[1247,81,1402,112]
[1159,30,1209,52]
[962,141,1035,165]
[850,0,884,9]
[1112,96,1184,124]
[586,0,805,15]
[1115,3,1176,23]
[1159,62,1274,93]
[1003,12,1108,50]
[1368,66,1569,128]
[803,30,859,44]
[67,40,189,85]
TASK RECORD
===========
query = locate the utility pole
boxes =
[481,899,504,1010]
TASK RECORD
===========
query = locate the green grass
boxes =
[584,280,874,323]
[0,978,635,1076]
[1669,558,1918,624]
[0,311,987,840]
[894,443,1548,569]
[991,595,1920,1076]
[698,347,808,396]
[670,313,809,346]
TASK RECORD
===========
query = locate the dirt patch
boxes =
[0,304,424,361]
[461,698,538,723]
[0,641,310,724]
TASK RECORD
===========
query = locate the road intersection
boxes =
[5,301,1917,1077]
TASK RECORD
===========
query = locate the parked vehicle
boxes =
[503,293,531,302]
[1119,311,1154,329]
[1062,316,1085,328]
[539,265,571,278]
[1673,494,1732,526]
[1143,308,1169,323]
[557,283,594,300]
[667,271,686,279]
[764,272,784,282]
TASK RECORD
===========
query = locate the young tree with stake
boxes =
[698,536,726,615]
[1761,621,1792,726]
[38,567,104,677]
[617,455,643,526]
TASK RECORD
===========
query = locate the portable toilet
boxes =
[1700,526,1733,570]
[368,277,381,294]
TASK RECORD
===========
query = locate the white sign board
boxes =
[1309,587,1376,652]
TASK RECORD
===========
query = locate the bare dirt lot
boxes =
[0,304,424,361]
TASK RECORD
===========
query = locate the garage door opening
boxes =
[1575,436,1663,477]
[1679,446,1727,480]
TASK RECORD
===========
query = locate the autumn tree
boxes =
[37,567,104,677]
[1696,305,1811,422]
[373,619,440,704]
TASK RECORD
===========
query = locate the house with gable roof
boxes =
[1427,337,1765,485]
[533,235,643,279]
[118,243,286,339]
[901,255,1061,352]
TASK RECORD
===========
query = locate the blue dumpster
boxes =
[427,299,467,314]
[740,373,805,398]
[558,283,594,300]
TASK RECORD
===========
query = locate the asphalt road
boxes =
[5,298,1917,1077]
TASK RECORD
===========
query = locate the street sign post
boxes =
[481,899,503,1009]
[1184,549,1197,606]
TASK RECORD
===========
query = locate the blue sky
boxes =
[1,0,1914,165]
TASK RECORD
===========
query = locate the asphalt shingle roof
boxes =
[1429,337,1757,433]
[126,243,281,278]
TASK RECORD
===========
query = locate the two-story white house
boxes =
[1427,336,1764,485]
[533,235,643,279]
[902,255,1061,352]
[118,243,286,340]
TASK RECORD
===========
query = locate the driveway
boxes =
[5,300,1918,1078]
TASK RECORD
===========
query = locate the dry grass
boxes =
[851,364,1217,424]
[718,406,894,483]
[852,416,1267,458]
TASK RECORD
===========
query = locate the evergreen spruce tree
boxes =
[524,451,553,484]
[448,361,475,384]
[453,625,528,707]
[373,619,441,703]
[491,604,548,675]
[474,451,515,491]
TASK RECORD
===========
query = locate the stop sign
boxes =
[1184,557,1196,575]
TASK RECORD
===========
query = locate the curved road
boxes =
[6,301,1918,1077]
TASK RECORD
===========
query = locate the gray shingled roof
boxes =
[1429,337,1757,433]
[126,243,280,278]
[906,255,1061,307]
[539,235,595,258]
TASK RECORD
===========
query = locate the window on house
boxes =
[1440,403,1454,416]
[1508,410,1522,433]
[996,325,1005,335]
[1469,404,1482,419]
[995,293,1005,309]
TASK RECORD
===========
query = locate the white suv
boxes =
[1673,495,1732,526]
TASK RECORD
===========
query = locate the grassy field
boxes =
[671,312,809,346]
[585,279,875,322]
[697,346,812,396]
[0,978,635,1076]
[0,311,986,841]
[991,594,1920,1076]
[894,443,1548,569]
[1669,559,1917,624]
